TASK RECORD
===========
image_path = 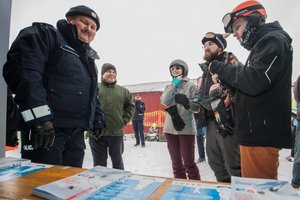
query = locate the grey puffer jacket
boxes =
[160,60,198,135]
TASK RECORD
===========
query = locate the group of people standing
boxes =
[160,0,299,188]
[2,0,299,188]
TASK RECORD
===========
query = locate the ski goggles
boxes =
[222,13,234,33]
[202,32,226,50]
[222,4,265,33]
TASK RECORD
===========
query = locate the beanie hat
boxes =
[202,32,227,50]
[66,5,100,31]
[101,63,116,76]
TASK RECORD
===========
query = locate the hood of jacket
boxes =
[249,21,293,50]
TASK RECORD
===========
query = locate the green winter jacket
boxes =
[98,81,135,136]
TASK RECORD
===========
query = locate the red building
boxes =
[123,81,171,135]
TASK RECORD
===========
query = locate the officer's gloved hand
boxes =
[174,93,190,109]
[30,121,55,149]
[86,128,104,141]
[165,105,185,131]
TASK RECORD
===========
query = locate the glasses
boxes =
[202,41,216,49]
[170,66,182,71]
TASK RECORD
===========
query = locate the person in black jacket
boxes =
[2,5,105,167]
[133,94,146,147]
[210,0,293,179]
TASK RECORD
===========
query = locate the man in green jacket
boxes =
[89,63,135,170]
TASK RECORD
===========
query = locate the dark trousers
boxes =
[206,119,241,182]
[196,127,206,159]
[133,120,145,145]
[21,127,85,167]
[165,133,200,180]
[89,136,124,170]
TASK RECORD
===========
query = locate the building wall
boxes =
[124,91,166,134]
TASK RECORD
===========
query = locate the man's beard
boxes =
[203,50,219,62]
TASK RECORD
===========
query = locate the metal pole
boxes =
[0,0,12,157]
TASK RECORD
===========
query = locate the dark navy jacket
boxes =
[3,20,104,129]
[132,100,145,121]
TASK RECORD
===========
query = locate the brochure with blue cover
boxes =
[86,174,165,200]
[0,163,47,182]
[0,157,47,182]
[231,176,300,200]
[161,180,231,200]
[32,166,132,200]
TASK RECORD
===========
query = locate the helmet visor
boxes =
[222,13,233,33]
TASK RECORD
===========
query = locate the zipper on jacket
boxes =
[247,111,253,133]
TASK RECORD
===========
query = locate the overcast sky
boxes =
[9,0,300,85]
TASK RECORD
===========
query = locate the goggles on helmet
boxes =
[202,32,227,50]
[204,32,216,39]
[222,4,265,33]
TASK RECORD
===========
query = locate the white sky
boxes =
[10,0,300,85]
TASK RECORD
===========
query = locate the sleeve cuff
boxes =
[21,105,52,122]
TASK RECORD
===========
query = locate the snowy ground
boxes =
[6,134,294,183]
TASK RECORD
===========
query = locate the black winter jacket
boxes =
[210,21,293,148]
[3,20,105,129]
[132,100,145,121]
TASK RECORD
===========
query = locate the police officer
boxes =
[3,5,105,167]
[133,94,146,147]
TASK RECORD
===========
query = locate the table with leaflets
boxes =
[0,163,299,200]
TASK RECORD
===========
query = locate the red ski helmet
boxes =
[222,0,267,33]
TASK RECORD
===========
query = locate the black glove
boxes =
[174,93,190,109]
[86,128,104,141]
[165,105,185,131]
[30,121,55,149]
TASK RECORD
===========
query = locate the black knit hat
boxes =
[202,32,227,50]
[101,63,116,76]
[66,5,100,31]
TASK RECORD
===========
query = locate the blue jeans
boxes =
[196,127,206,159]
[292,125,300,187]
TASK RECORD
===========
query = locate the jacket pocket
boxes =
[47,87,89,119]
